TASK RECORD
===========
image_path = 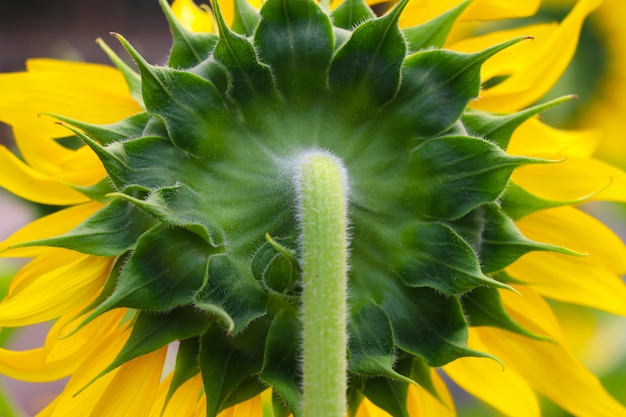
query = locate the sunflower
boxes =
[1,0,625,416]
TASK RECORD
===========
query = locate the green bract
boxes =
[21,0,577,415]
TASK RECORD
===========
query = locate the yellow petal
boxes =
[355,398,392,417]
[150,373,203,417]
[0,202,102,257]
[90,347,167,417]
[0,252,111,326]
[11,127,74,176]
[218,392,264,416]
[516,206,626,274]
[44,308,128,366]
[476,326,626,417]
[0,60,140,157]
[500,284,567,345]
[450,23,556,86]
[0,146,90,205]
[469,0,602,112]
[444,332,540,417]
[397,0,540,27]
[0,347,78,382]
[506,252,626,316]
[507,117,600,159]
[193,395,207,417]
[0,309,125,382]
[405,371,455,417]
[171,0,215,32]
[45,326,131,417]
[511,156,626,203]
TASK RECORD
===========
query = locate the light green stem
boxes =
[297,152,349,417]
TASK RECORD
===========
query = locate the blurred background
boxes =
[1,0,625,415]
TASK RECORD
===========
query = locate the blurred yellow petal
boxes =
[171,0,215,32]
[516,206,626,274]
[0,309,125,382]
[507,117,600,158]
[45,326,131,417]
[0,347,79,382]
[193,394,207,417]
[11,128,73,176]
[218,392,264,416]
[444,331,540,417]
[0,202,102,257]
[0,253,111,326]
[0,59,140,142]
[355,397,391,417]
[90,347,167,417]
[406,371,455,417]
[507,252,626,315]
[398,0,540,27]
[469,0,602,112]
[44,308,127,366]
[451,23,556,85]
[476,326,626,417]
[500,285,568,344]
[150,373,203,417]
[512,156,626,202]
[0,146,90,205]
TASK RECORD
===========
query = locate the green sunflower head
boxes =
[17,0,579,415]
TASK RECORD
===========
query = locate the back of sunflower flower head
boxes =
[1,0,626,416]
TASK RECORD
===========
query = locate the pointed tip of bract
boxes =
[476,35,533,65]
[403,0,472,51]
[111,32,150,72]
[96,37,143,106]
[211,0,230,37]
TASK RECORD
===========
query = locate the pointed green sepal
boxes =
[260,308,303,417]
[114,33,232,156]
[403,0,471,51]
[331,0,375,30]
[392,37,530,137]
[69,177,116,203]
[88,225,210,317]
[53,122,133,189]
[195,254,267,334]
[158,0,219,68]
[10,199,155,257]
[380,285,497,366]
[272,390,293,417]
[255,0,334,102]
[46,112,149,145]
[97,37,144,106]
[212,0,276,104]
[463,95,578,150]
[501,181,604,220]
[463,287,553,341]
[452,203,582,273]
[110,184,225,248]
[329,0,408,106]
[395,221,511,294]
[199,320,269,417]
[348,303,414,384]
[409,135,549,220]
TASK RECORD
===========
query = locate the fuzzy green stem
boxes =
[297,152,349,417]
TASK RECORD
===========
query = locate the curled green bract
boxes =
[24,0,577,415]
